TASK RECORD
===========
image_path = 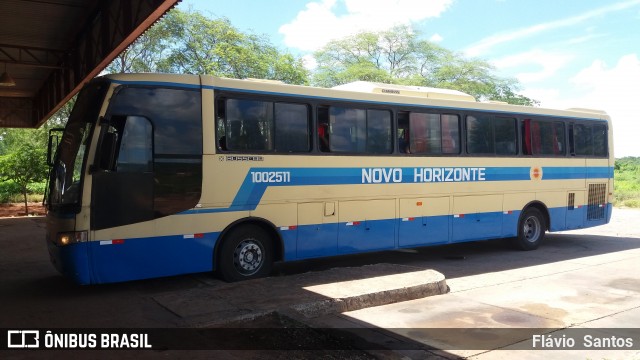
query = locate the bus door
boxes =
[91,115,155,230]
[399,197,450,246]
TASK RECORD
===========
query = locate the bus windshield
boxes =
[48,81,108,212]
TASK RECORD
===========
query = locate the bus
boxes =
[45,73,614,284]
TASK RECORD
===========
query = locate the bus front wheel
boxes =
[218,224,273,282]
[513,208,546,251]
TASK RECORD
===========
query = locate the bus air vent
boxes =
[587,184,607,220]
[568,192,575,210]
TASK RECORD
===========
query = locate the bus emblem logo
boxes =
[531,167,542,180]
[7,330,39,348]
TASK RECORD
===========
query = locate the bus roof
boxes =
[332,81,477,102]
[100,73,609,121]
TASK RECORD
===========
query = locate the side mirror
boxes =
[47,128,64,167]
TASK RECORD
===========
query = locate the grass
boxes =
[5,193,44,203]
[614,157,640,208]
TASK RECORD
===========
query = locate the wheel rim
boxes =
[233,239,264,276]
[523,215,541,243]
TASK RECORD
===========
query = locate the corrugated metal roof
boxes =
[0,0,179,128]
[1,0,95,49]
[1,0,99,96]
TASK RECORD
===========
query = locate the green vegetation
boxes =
[313,25,537,105]
[614,157,640,208]
[0,181,44,203]
[0,128,50,214]
[106,9,309,85]
[0,103,69,212]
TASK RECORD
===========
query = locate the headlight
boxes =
[56,231,88,246]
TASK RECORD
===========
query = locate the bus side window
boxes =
[329,107,366,152]
[275,103,310,152]
[409,112,436,154]
[593,124,607,157]
[494,117,517,155]
[366,109,392,154]
[318,123,330,152]
[466,115,493,154]
[574,123,593,156]
[569,124,576,156]
[225,99,274,152]
[571,122,607,157]
[553,122,566,155]
[216,98,227,151]
[522,119,532,155]
[467,115,516,155]
[318,106,330,152]
[441,114,460,154]
[116,116,153,173]
[219,98,310,153]
[397,112,410,153]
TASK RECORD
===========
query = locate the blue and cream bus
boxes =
[45,74,613,284]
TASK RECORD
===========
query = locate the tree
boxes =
[107,9,309,85]
[313,26,538,106]
[105,13,173,73]
[0,130,48,214]
[0,96,72,210]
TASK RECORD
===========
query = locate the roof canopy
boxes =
[0,0,180,128]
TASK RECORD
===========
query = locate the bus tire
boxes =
[513,207,546,251]
[218,224,273,282]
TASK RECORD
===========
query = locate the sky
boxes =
[179,0,640,157]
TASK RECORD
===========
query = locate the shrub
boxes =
[0,181,46,203]
[0,181,21,203]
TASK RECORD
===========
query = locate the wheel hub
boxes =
[523,216,541,242]
[234,240,263,274]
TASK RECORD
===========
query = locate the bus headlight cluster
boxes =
[56,231,88,246]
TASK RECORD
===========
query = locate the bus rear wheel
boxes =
[513,208,546,251]
[218,224,273,282]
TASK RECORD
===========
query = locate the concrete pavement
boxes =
[315,208,640,359]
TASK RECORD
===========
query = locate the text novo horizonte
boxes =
[362,167,486,184]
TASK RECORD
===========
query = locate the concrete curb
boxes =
[184,265,448,327]
[290,270,448,318]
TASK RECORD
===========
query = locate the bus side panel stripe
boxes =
[586,166,615,179]
[183,166,613,215]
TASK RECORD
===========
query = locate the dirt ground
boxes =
[0,202,46,217]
